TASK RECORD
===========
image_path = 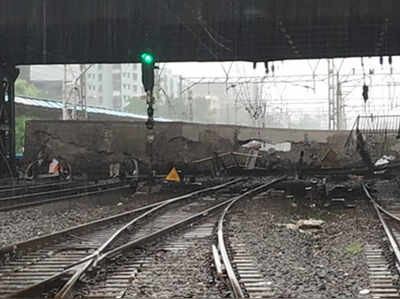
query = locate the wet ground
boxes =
[229,180,383,298]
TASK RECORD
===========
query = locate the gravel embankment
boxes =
[230,183,383,298]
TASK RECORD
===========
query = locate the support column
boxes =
[0,63,20,178]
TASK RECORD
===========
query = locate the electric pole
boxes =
[188,90,193,121]
[328,59,336,130]
[80,64,88,119]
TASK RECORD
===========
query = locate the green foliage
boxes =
[344,242,363,255]
[15,79,44,98]
[15,116,30,153]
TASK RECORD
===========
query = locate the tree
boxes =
[15,79,44,98]
[15,116,30,153]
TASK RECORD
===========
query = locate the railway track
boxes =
[0,180,133,212]
[0,178,247,298]
[363,184,400,299]
[0,181,75,198]
[214,180,289,299]
[66,177,284,299]
[77,215,222,298]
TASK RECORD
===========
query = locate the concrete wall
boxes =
[25,120,350,176]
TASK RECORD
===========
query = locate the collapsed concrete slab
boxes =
[24,120,351,178]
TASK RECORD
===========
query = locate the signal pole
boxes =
[140,51,155,130]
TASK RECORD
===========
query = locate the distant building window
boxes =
[98,64,102,70]
[133,73,138,81]
[133,85,138,92]
[133,64,138,70]
[99,96,103,104]
[98,74,102,81]
[127,73,130,78]
[98,85,103,92]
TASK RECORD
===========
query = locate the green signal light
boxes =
[141,53,154,64]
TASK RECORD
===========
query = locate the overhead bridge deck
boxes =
[1,0,400,65]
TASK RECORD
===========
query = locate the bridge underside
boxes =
[1,0,400,65]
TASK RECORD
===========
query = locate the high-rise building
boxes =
[21,64,181,113]
[86,63,143,110]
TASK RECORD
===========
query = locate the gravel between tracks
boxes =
[0,189,179,249]
[230,183,383,298]
[125,240,223,298]
[0,178,231,249]
[370,178,400,203]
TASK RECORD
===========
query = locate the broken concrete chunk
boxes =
[286,224,298,230]
[359,289,370,295]
[296,219,325,230]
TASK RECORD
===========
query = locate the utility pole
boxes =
[80,64,88,119]
[188,90,193,121]
[336,72,342,130]
[327,59,336,130]
[62,65,69,120]
[234,96,238,125]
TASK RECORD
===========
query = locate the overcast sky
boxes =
[27,56,400,129]
[166,57,400,128]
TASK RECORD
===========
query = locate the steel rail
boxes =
[5,178,243,298]
[0,200,165,257]
[54,178,244,299]
[362,184,400,269]
[53,194,243,299]
[4,200,172,299]
[0,180,74,197]
[216,176,286,298]
[0,179,241,257]
[0,182,131,212]
[0,181,115,201]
